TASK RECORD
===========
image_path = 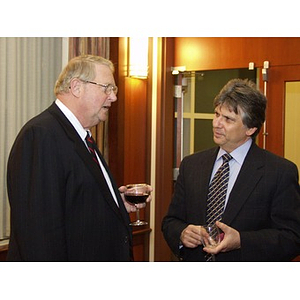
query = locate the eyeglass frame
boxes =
[83,80,118,95]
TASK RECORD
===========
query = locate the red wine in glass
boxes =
[124,193,148,204]
[124,184,149,226]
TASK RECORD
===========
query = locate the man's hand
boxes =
[180,224,206,248]
[119,185,153,213]
[203,221,241,254]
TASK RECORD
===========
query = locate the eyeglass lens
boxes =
[106,85,118,95]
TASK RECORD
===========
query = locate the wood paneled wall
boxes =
[123,77,148,184]
[174,37,300,70]
[153,38,176,261]
[174,37,300,156]
[108,38,175,261]
[109,38,151,261]
[108,37,300,261]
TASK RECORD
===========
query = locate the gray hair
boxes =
[213,78,267,138]
[54,55,114,95]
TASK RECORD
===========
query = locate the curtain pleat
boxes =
[0,37,63,240]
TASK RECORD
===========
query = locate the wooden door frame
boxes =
[153,38,175,261]
[263,65,300,156]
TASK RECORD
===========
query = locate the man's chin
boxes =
[213,136,223,145]
[98,111,108,122]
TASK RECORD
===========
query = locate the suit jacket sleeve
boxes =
[161,151,212,259]
[161,158,189,257]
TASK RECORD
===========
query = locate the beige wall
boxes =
[285,81,300,181]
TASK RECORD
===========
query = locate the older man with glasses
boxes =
[6,55,151,261]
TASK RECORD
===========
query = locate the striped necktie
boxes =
[205,153,232,261]
[85,132,100,167]
[206,153,232,226]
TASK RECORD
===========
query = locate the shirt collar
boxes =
[55,99,87,141]
[218,138,252,165]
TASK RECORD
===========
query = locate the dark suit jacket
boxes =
[162,143,300,261]
[7,102,132,261]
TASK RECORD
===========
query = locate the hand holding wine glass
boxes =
[202,221,241,254]
[200,224,221,261]
[200,224,221,249]
[123,183,151,226]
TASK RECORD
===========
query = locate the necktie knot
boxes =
[222,153,232,164]
[85,132,93,145]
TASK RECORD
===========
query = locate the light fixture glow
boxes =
[129,37,148,78]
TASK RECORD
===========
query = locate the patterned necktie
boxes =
[205,153,232,261]
[85,132,100,167]
[206,153,232,226]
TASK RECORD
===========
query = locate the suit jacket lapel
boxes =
[94,147,131,219]
[194,148,219,224]
[48,103,128,225]
[222,143,265,225]
[75,141,126,219]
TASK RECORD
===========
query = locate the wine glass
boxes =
[201,224,221,261]
[124,183,149,226]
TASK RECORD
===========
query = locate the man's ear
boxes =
[69,78,82,97]
[246,127,257,137]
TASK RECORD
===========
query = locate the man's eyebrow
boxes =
[219,111,237,121]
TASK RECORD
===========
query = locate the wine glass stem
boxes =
[136,208,140,221]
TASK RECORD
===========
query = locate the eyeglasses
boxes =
[84,80,118,95]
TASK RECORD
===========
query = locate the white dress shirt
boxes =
[55,99,119,206]
[211,138,252,209]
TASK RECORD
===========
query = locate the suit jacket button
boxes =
[124,236,128,243]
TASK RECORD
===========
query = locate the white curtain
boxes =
[0,37,63,240]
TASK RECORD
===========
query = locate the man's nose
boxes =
[213,116,221,127]
[109,91,117,102]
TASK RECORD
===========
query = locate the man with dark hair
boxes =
[162,78,300,261]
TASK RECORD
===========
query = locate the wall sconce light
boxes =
[129,37,148,78]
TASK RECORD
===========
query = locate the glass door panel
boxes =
[174,67,257,174]
[194,119,215,152]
